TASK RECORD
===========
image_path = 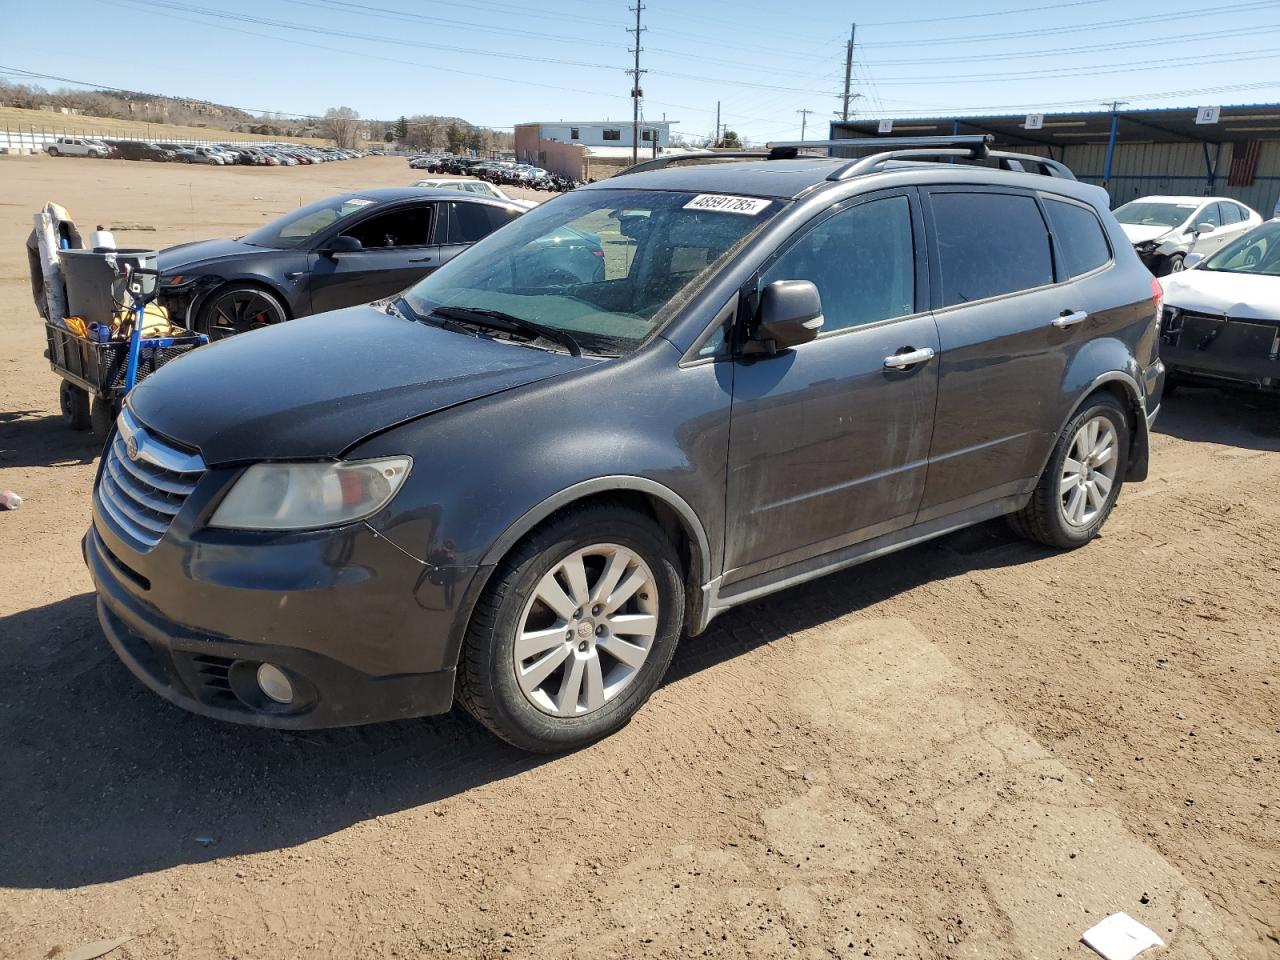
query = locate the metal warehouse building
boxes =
[831,105,1280,215]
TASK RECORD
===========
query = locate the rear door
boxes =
[307,201,439,313]
[434,200,523,268]
[724,189,940,585]
[916,187,1094,522]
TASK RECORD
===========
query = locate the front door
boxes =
[724,191,939,586]
[307,202,439,313]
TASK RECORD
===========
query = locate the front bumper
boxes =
[86,487,480,728]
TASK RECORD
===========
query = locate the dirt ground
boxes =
[0,155,1275,960]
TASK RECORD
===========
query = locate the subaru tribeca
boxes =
[85,137,1166,752]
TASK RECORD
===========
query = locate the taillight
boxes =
[1152,276,1164,325]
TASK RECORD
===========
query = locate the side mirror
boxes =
[326,235,363,255]
[1194,222,1216,235]
[753,280,824,352]
[1183,252,1206,270]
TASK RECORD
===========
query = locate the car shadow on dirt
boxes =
[0,522,1049,890]
[0,411,101,467]
[1154,386,1280,450]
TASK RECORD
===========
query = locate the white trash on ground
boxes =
[1082,912,1166,960]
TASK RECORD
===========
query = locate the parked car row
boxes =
[409,153,580,192]
[44,136,367,166]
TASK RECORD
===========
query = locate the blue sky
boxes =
[5,0,1280,144]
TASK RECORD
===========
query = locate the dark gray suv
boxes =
[85,137,1166,752]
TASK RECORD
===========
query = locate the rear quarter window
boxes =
[930,192,1054,306]
[1043,198,1112,278]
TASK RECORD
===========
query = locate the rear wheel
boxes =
[59,381,90,430]
[1010,394,1130,549]
[457,504,684,753]
[196,284,288,338]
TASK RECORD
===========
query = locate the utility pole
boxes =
[797,108,814,141]
[840,23,856,122]
[715,100,721,147]
[627,2,647,165]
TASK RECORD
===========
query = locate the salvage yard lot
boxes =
[0,154,1275,959]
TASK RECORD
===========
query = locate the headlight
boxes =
[1135,241,1157,254]
[209,457,412,530]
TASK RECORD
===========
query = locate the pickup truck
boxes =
[45,137,111,158]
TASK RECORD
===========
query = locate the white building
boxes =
[515,120,674,153]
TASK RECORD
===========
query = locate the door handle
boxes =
[883,347,936,369]
[1052,310,1089,329]
[409,256,435,264]
[285,271,303,281]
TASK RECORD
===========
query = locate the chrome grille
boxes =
[97,407,205,550]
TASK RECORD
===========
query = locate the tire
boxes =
[457,503,685,753]
[90,397,117,444]
[1009,393,1130,549]
[59,380,91,430]
[47,146,59,157]
[196,284,288,337]
[1161,253,1186,276]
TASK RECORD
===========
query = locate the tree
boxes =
[720,129,742,148]
[395,115,409,141]
[445,122,465,154]
[320,106,361,149]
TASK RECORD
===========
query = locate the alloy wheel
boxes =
[513,543,659,717]
[207,290,282,335]
[1059,416,1119,527]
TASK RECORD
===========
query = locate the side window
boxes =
[1043,198,1111,278]
[1196,203,1223,228]
[1220,203,1243,225]
[931,192,1053,305]
[342,205,432,248]
[761,195,915,333]
[445,201,519,244]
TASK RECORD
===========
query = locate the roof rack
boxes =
[616,135,1075,181]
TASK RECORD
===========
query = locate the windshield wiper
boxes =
[429,306,583,358]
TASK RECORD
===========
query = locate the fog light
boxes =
[256,663,294,704]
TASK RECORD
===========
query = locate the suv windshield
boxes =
[242,196,380,249]
[403,188,777,355]
[1113,200,1197,228]
[1203,221,1280,275]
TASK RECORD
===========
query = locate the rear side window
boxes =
[1220,202,1243,225]
[446,201,519,243]
[761,195,916,333]
[1044,198,1111,278]
[931,192,1053,306]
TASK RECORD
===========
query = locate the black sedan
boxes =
[157,188,527,337]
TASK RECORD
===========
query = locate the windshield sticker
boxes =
[345,198,375,207]
[683,194,771,215]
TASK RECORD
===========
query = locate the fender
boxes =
[185,274,295,327]
[1043,368,1151,483]
[480,475,713,586]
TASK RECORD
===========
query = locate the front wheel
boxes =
[196,284,287,337]
[457,504,685,753]
[1161,253,1186,276]
[1009,394,1130,549]
[47,146,59,157]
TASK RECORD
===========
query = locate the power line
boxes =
[856,0,1279,47]
[860,0,1118,27]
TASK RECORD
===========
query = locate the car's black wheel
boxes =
[90,397,117,444]
[59,380,91,430]
[47,146,59,157]
[1009,393,1130,549]
[196,284,288,338]
[1161,253,1186,276]
[457,503,685,753]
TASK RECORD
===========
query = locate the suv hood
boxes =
[1161,269,1280,321]
[127,304,593,465]
[157,237,263,273]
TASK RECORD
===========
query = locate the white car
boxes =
[45,137,109,158]
[1114,195,1261,276]
[411,177,538,209]
[1158,219,1280,393]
